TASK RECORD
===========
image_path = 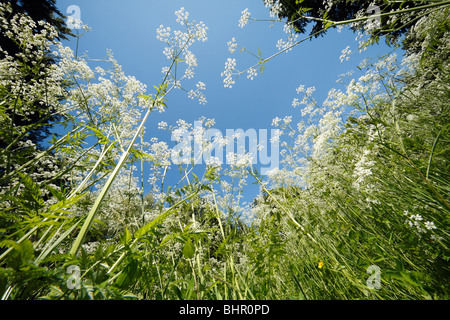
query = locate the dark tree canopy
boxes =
[0,0,72,59]
[0,0,72,180]
[0,0,72,149]
[274,1,445,47]
[0,0,74,146]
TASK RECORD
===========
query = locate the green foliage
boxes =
[275,0,450,47]
[0,2,448,301]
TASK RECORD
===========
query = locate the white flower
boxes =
[186,82,207,105]
[184,68,194,79]
[339,46,352,63]
[264,0,283,18]
[227,37,238,54]
[221,58,237,88]
[158,121,168,130]
[184,50,197,68]
[161,66,170,74]
[425,221,436,230]
[266,167,279,177]
[156,25,171,42]
[305,86,316,96]
[270,129,282,143]
[247,67,257,80]
[283,116,292,125]
[163,46,174,59]
[239,9,251,28]
[193,21,208,42]
[352,149,375,190]
[272,117,281,126]
[196,81,206,91]
[296,85,305,94]
[175,7,189,25]
[292,98,300,108]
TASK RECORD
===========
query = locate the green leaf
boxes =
[121,227,132,245]
[259,63,266,75]
[80,124,111,145]
[134,192,198,239]
[183,238,195,259]
[115,259,138,288]
[137,94,149,100]
[46,185,65,202]
[200,184,212,192]
[399,271,420,286]
[170,284,183,300]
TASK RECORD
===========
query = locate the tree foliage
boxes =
[0,3,448,301]
[0,0,72,182]
[273,0,448,48]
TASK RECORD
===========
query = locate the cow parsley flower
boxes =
[239,9,251,28]
[175,7,189,25]
[227,37,238,54]
[221,58,237,88]
[247,67,257,80]
[296,85,305,94]
[158,121,168,130]
[339,46,352,62]
[425,221,436,230]
[264,0,283,18]
[272,117,281,126]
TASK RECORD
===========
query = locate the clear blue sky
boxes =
[56,0,394,207]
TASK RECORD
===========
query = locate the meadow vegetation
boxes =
[0,1,448,300]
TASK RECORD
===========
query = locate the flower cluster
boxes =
[264,0,283,18]
[0,3,72,202]
[221,58,237,88]
[188,81,207,105]
[352,149,375,190]
[156,7,208,104]
[0,3,64,110]
[238,9,251,28]
[404,210,437,235]
[227,37,238,54]
[58,47,149,147]
[276,23,299,52]
[339,45,352,62]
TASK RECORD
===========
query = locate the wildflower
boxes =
[221,58,237,88]
[270,129,282,143]
[305,86,316,97]
[158,121,168,130]
[272,117,281,127]
[276,23,298,52]
[318,261,324,269]
[184,50,197,68]
[425,221,436,230]
[247,67,257,80]
[296,85,305,94]
[175,7,189,25]
[339,46,352,63]
[292,98,300,108]
[227,37,238,54]
[283,116,292,125]
[239,9,251,28]
[264,0,283,18]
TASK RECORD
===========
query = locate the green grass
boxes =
[0,3,449,301]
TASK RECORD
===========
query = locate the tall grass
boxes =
[0,3,448,300]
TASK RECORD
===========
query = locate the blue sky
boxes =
[56,0,394,206]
